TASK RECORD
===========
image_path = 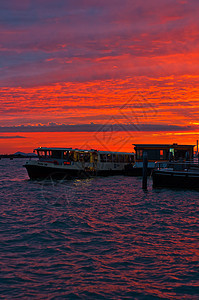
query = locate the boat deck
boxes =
[152,161,199,189]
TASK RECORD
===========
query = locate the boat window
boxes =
[160,149,167,160]
[107,153,112,162]
[130,155,134,163]
[125,155,129,163]
[136,150,143,160]
[51,150,62,159]
[119,154,124,162]
[63,151,69,159]
[46,150,52,158]
[169,148,174,155]
[112,154,116,162]
[68,151,74,161]
[93,152,98,162]
[90,153,94,163]
[38,150,46,158]
[100,154,107,162]
[73,151,78,162]
[79,152,84,162]
[84,153,90,162]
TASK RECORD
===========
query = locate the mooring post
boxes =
[185,151,189,170]
[185,151,189,161]
[142,151,148,190]
[197,139,199,165]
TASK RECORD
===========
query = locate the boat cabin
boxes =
[34,147,135,164]
[25,147,135,179]
[35,148,98,164]
[133,143,195,162]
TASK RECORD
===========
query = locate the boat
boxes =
[127,143,195,176]
[24,147,135,179]
[152,161,199,189]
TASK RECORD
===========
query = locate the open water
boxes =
[0,158,198,299]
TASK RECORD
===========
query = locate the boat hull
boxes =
[24,164,125,180]
[152,170,199,189]
[25,164,82,179]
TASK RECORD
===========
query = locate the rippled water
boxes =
[0,158,198,299]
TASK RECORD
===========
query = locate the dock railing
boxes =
[154,161,199,172]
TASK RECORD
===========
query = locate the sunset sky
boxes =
[1,0,199,153]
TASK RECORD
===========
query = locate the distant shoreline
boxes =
[0,154,38,159]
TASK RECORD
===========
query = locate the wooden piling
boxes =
[185,151,189,161]
[142,152,148,190]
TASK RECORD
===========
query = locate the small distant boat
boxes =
[152,161,199,189]
[24,147,135,179]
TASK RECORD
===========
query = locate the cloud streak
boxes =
[0,135,26,139]
[0,123,196,133]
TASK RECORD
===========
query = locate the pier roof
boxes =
[133,144,195,148]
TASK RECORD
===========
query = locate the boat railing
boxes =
[155,161,199,171]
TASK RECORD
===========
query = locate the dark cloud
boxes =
[0,135,26,139]
[0,123,195,133]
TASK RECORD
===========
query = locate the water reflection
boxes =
[0,159,198,299]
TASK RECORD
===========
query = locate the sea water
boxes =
[0,158,198,299]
